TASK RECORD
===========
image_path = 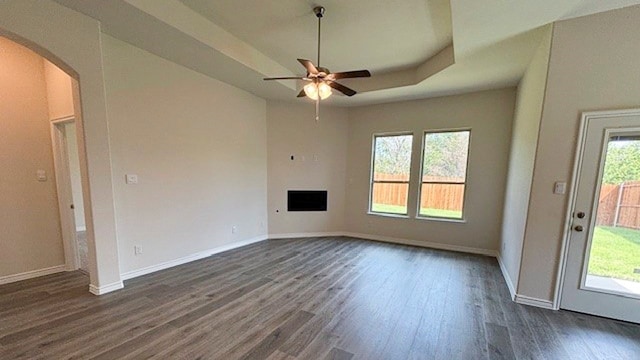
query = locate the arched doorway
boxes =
[0,0,122,294]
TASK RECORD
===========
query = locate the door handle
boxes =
[70,204,75,209]
[574,225,584,232]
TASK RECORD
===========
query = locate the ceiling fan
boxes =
[263,6,371,120]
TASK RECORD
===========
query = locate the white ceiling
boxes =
[179,0,453,74]
[54,0,640,106]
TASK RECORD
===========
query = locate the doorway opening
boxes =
[52,118,89,273]
[0,34,92,285]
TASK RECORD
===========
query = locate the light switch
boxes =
[125,174,138,185]
[36,170,47,182]
[554,182,566,195]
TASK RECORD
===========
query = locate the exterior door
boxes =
[561,109,640,323]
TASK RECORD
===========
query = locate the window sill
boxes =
[415,216,466,224]
[367,211,409,219]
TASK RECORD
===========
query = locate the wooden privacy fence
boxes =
[597,181,640,229]
[373,173,464,211]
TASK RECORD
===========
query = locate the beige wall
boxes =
[518,5,640,301]
[44,60,74,120]
[346,88,515,252]
[267,101,349,235]
[500,25,553,291]
[102,35,268,275]
[0,36,65,278]
[43,59,85,231]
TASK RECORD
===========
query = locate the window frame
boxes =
[368,132,414,218]
[416,128,471,222]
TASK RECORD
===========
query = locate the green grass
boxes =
[589,226,640,282]
[419,208,463,219]
[371,203,462,219]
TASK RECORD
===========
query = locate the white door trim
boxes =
[555,108,640,310]
[50,116,79,271]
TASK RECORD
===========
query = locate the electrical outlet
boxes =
[126,174,138,185]
[134,245,142,255]
[232,225,238,234]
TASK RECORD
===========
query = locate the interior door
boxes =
[561,110,640,323]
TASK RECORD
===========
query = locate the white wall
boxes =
[346,88,515,253]
[0,36,65,278]
[101,35,268,275]
[518,5,640,302]
[267,101,349,236]
[64,123,86,230]
[499,25,553,292]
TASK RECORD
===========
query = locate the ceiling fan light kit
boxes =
[263,6,371,120]
[304,81,332,100]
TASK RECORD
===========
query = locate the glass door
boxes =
[561,111,640,323]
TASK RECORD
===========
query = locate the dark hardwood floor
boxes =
[1,237,639,359]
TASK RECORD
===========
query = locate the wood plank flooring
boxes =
[1,236,639,359]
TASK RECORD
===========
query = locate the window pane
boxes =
[373,135,413,182]
[371,182,409,215]
[586,137,640,296]
[419,183,464,219]
[422,131,470,182]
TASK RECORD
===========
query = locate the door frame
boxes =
[50,116,80,271]
[555,107,640,309]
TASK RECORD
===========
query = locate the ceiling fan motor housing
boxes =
[316,67,329,76]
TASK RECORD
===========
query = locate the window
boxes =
[369,133,413,215]
[419,130,470,220]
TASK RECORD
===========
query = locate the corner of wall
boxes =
[500,22,554,300]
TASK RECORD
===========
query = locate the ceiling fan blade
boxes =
[327,70,371,81]
[264,76,307,81]
[298,59,319,75]
[297,89,306,98]
[327,81,357,97]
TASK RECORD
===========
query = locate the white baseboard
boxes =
[0,265,66,285]
[120,235,269,281]
[343,232,498,257]
[497,254,517,301]
[496,254,557,310]
[89,281,124,295]
[268,232,345,239]
[514,294,555,309]
[76,226,86,232]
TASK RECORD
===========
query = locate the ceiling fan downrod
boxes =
[314,6,324,67]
